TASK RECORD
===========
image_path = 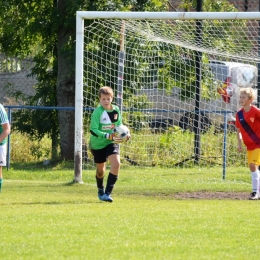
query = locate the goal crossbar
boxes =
[77,11,260,20]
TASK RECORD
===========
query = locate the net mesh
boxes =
[82,18,258,177]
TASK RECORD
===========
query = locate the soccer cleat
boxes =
[101,193,113,203]
[98,188,105,201]
[249,192,259,200]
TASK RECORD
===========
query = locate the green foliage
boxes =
[11,132,54,162]
[0,0,253,162]
[123,94,153,130]
[0,0,169,160]
[10,50,60,159]
[0,0,54,56]
[178,0,251,57]
[180,0,238,12]
[12,55,58,136]
[10,125,246,168]
[83,126,246,168]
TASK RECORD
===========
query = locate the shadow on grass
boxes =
[64,181,85,186]
[0,200,102,206]
[8,160,74,171]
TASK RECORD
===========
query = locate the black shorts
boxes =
[91,143,120,164]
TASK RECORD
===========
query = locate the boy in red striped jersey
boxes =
[236,87,260,200]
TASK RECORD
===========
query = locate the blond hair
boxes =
[240,87,255,100]
[99,86,114,98]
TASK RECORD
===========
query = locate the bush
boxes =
[10,131,53,162]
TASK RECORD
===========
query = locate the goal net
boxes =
[75,11,260,182]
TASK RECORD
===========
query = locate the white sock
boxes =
[251,171,259,193]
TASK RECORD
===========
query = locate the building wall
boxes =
[0,57,37,105]
[229,0,259,11]
[0,70,37,104]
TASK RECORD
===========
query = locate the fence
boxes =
[4,106,75,170]
[4,105,236,179]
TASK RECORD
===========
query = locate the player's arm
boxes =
[89,110,108,138]
[237,128,243,152]
[0,122,11,143]
[235,112,243,152]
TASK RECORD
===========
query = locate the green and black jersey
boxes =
[89,104,122,150]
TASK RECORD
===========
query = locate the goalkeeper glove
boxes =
[105,133,123,143]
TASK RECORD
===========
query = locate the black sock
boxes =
[105,172,118,195]
[96,175,104,190]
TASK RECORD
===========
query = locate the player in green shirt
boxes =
[0,104,11,192]
[89,86,127,202]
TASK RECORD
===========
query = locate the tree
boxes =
[0,0,168,160]
[180,0,238,12]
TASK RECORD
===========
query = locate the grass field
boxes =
[1,163,260,260]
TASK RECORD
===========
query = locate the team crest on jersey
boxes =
[250,117,254,123]
[114,114,118,120]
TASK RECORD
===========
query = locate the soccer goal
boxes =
[74,11,260,182]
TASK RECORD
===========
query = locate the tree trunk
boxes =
[56,60,75,160]
[57,0,75,160]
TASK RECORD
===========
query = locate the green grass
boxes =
[1,164,259,259]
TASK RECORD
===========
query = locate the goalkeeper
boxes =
[89,86,124,202]
[0,103,11,192]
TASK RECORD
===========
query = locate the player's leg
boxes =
[91,148,107,200]
[0,166,2,192]
[248,149,260,200]
[96,163,106,200]
[0,145,6,193]
[102,143,120,202]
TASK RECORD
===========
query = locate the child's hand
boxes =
[112,137,124,143]
[106,133,123,143]
[237,145,243,152]
[106,133,115,141]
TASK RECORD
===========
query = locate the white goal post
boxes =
[74,11,260,183]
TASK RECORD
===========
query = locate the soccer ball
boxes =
[114,125,130,141]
